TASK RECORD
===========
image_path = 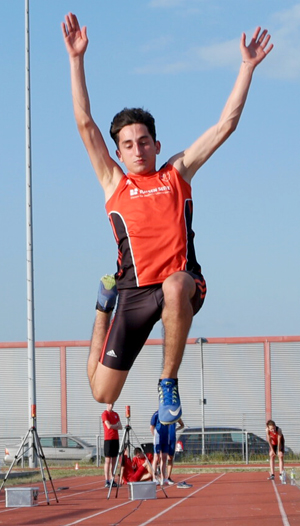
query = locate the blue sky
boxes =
[1,0,299,343]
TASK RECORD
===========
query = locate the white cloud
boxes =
[135,4,300,80]
[265,3,300,80]
[140,35,174,54]
[134,37,240,75]
[271,2,300,29]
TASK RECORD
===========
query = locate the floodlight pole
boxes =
[199,339,205,456]
[25,0,37,468]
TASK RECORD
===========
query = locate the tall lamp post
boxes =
[25,0,37,468]
[199,339,206,456]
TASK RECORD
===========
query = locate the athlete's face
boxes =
[268,425,275,432]
[116,123,161,175]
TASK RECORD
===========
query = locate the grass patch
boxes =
[0,464,103,488]
[1,457,299,488]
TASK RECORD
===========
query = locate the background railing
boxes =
[1,337,300,463]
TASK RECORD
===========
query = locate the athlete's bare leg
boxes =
[111,456,118,479]
[152,453,159,481]
[160,452,168,483]
[87,310,110,385]
[269,450,275,475]
[278,451,284,473]
[167,455,174,479]
[88,310,128,403]
[104,457,112,481]
[161,272,196,379]
[140,472,152,481]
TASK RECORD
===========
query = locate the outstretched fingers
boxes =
[68,12,80,32]
[256,27,274,55]
[61,12,88,56]
[63,13,73,35]
[62,12,80,37]
[262,36,274,57]
[251,26,262,42]
[61,21,67,38]
[264,43,274,56]
[241,26,273,65]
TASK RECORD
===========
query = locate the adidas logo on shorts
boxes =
[106,349,117,358]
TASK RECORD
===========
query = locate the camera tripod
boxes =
[107,414,167,499]
[0,426,58,504]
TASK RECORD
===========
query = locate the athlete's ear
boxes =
[116,149,123,163]
[155,141,161,155]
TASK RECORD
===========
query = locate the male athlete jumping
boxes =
[62,13,273,424]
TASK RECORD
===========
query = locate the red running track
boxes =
[0,471,299,525]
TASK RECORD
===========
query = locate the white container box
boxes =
[5,487,39,507]
[128,481,157,500]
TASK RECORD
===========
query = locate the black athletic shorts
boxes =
[104,439,119,458]
[100,270,206,371]
[270,439,285,454]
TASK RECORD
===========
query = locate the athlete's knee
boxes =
[163,272,195,305]
[91,384,116,404]
[89,364,128,404]
[163,272,186,294]
[89,374,119,404]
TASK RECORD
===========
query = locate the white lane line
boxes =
[0,474,223,524]
[0,481,116,514]
[62,500,136,526]
[272,481,291,526]
[0,485,106,515]
[58,473,224,526]
[138,473,226,526]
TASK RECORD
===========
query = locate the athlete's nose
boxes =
[134,142,143,156]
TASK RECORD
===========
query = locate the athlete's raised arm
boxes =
[170,27,274,183]
[61,13,123,200]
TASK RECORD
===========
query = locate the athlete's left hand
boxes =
[240,27,273,67]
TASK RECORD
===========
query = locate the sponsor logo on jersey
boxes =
[129,186,171,198]
[159,171,171,182]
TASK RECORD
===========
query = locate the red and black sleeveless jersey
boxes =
[105,163,201,288]
[269,427,283,445]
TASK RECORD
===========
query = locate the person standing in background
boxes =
[102,403,122,487]
[266,419,285,481]
[150,410,169,485]
[167,417,184,484]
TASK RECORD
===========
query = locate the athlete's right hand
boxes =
[61,13,88,57]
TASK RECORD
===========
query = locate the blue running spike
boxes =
[158,378,182,425]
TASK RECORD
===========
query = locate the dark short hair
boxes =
[110,108,156,147]
[266,419,276,427]
[133,447,143,455]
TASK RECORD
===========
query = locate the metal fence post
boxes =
[245,431,249,465]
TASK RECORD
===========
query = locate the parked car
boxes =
[175,427,293,458]
[3,434,96,465]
